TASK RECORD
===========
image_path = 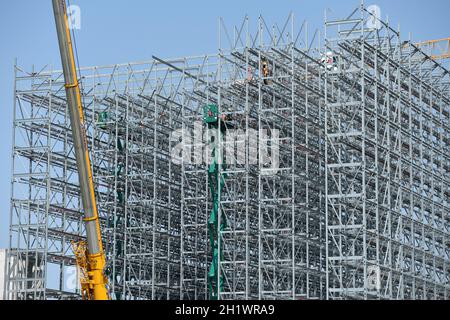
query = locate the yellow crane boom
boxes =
[52,0,109,300]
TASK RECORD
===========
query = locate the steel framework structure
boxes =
[6,4,449,300]
[324,5,449,299]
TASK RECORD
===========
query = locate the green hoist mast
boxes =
[203,104,229,300]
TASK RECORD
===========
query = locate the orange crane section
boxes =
[415,37,450,60]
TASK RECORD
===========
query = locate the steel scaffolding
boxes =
[6,3,449,300]
[324,5,449,299]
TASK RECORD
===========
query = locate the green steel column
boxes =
[204,105,227,300]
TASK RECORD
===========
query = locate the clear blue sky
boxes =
[0,0,449,249]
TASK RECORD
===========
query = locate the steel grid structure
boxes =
[324,5,449,299]
[6,3,449,300]
[179,14,326,300]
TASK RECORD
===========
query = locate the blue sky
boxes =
[0,0,449,249]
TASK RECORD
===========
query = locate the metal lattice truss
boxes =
[6,4,449,300]
[324,5,450,299]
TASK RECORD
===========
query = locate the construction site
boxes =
[4,2,450,300]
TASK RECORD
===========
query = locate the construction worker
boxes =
[261,58,271,85]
